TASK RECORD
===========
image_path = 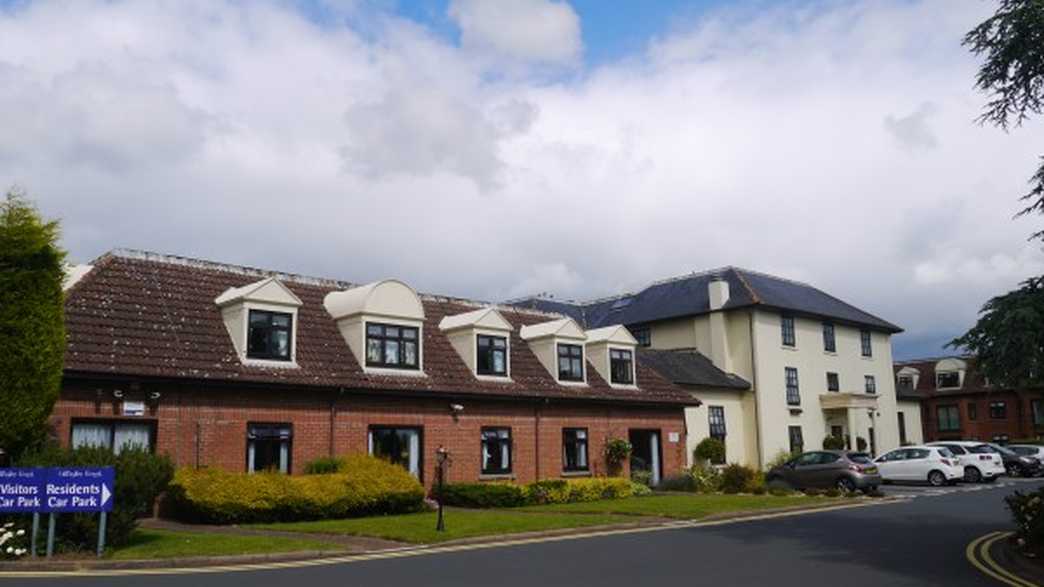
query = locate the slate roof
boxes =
[62,251,698,406]
[512,267,902,333]
[637,349,750,390]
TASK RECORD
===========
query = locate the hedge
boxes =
[435,477,638,508]
[166,455,425,524]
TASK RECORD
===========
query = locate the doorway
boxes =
[628,429,662,486]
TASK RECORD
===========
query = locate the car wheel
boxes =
[836,477,857,493]
[1006,463,1020,477]
[861,485,878,495]
[965,466,982,483]
[927,470,946,487]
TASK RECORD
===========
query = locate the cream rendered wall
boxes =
[750,309,902,466]
[650,318,699,349]
[897,401,924,445]
[685,390,750,468]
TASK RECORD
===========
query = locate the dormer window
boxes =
[477,334,508,376]
[897,375,913,390]
[558,344,585,382]
[247,310,293,361]
[610,349,634,384]
[366,323,419,369]
[937,371,960,389]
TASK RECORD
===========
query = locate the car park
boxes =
[925,441,1005,483]
[985,443,1041,477]
[765,450,882,493]
[873,445,963,486]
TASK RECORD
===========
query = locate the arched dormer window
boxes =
[934,358,967,389]
[324,280,427,375]
[896,366,920,391]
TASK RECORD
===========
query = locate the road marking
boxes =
[965,531,1036,587]
[0,500,891,579]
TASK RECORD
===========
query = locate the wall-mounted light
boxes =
[113,389,124,398]
[449,403,464,421]
[149,391,161,401]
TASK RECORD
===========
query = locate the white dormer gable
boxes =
[324,279,427,376]
[935,357,967,388]
[585,325,639,388]
[520,317,588,386]
[214,277,303,366]
[439,307,514,380]
[896,366,921,389]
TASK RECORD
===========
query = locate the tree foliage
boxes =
[0,190,66,459]
[964,0,1044,239]
[949,276,1044,388]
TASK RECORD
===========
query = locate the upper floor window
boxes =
[628,326,651,347]
[781,315,796,347]
[366,323,420,369]
[785,367,800,406]
[247,310,293,361]
[557,343,584,382]
[826,372,840,392]
[860,330,872,357]
[476,335,508,376]
[864,375,877,394]
[822,322,836,353]
[989,401,1007,420]
[897,375,914,390]
[936,371,960,388]
[481,428,512,475]
[610,349,634,385]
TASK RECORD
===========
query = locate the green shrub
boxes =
[694,438,726,465]
[167,454,424,524]
[765,449,799,471]
[1008,489,1044,552]
[630,469,653,487]
[658,474,696,492]
[436,483,530,508]
[825,488,841,498]
[630,481,653,496]
[604,439,632,474]
[303,456,344,475]
[720,464,758,494]
[436,478,636,508]
[822,436,845,450]
[18,444,173,550]
[804,488,824,497]
[769,487,793,497]
[689,464,723,493]
[751,485,767,495]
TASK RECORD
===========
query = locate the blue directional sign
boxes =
[43,467,115,513]
[0,468,45,513]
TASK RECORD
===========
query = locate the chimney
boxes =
[707,275,732,372]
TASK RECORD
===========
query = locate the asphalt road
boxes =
[10,478,1044,587]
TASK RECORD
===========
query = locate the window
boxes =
[822,322,836,353]
[897,375,913,390]
[71,420,154,454]
[562,428,589,472]
[628,326,651,347]
[366,323,420,369]
[989,401,1007,420]
[992,434,1010,443]
[476,335,508,376]
[1033,400,1044,426]
[247,423,292,474]
[481,428,512,475]
[557,344,584,382]
[247,310,292,361]
[898,412,907,445]
[785,367,800,406]
[860,330,872,357]
[937,371,960,388]
[937,405,960,432]
[708,406,727,464]
[369,426,422,478]
[788,426,804,454]
[781,315,796,347]
[826,372,840,392]
[864,375,876,394]
[968,402,978,421]
[610,348,634,384]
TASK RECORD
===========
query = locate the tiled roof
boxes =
[893,356,989,398]
[63,251,696,406]
[637,349,750,390]
[512,267,902,333]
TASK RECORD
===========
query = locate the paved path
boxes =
[8,478,1043,586]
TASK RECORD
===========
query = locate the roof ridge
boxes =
[729,267,761,305]
[894,354,975,365]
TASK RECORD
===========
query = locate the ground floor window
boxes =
[247,423,292,473]
[937,405,960,432]
[708,406,727,464]
[1033,400,1044,426]
[563,428,589,472]
[990,401,1007,420]
[71,420,154,454]
[481,428,512,475]
[369,426,422,478]
[788,426,804,454]
[898,412,907,445]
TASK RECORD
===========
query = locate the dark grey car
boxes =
[766,450,882,493]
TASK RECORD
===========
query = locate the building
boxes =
[895,356,1044,443]
[514,268,911,466]
[50,250,752,487]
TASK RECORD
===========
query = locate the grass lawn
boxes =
[255,509,628,544]
[108,528,341,560]
[518,493,838,519]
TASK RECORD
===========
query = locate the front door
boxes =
[629,429,662,486]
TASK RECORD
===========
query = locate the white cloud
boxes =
[0,0,1041,360]
[447,0,581,66]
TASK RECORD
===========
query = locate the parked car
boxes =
[984,443,1041,477]
[1008,444,1044,465]
[873,446,963,486]
[765,450,882,493]
[925,441,1005,483]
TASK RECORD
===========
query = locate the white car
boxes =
[926,441,1006,483]
[873,446,963,486]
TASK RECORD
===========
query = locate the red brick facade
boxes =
[50,378,687,487]
[920,389,1044,443]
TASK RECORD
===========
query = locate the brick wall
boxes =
[50,379,687,487]
[921,389,1044,442]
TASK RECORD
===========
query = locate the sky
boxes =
[1,0,1042,361]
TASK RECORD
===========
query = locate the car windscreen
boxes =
[847,453,873,464]
[1011,446,1038,456]
[935,447,954,458]
[966,445,993,454]
[991,444,1018,456]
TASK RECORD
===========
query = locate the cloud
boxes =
[447,0,581,66]
[0,0,1041,363]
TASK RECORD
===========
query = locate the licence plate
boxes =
[864,467,878,475]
